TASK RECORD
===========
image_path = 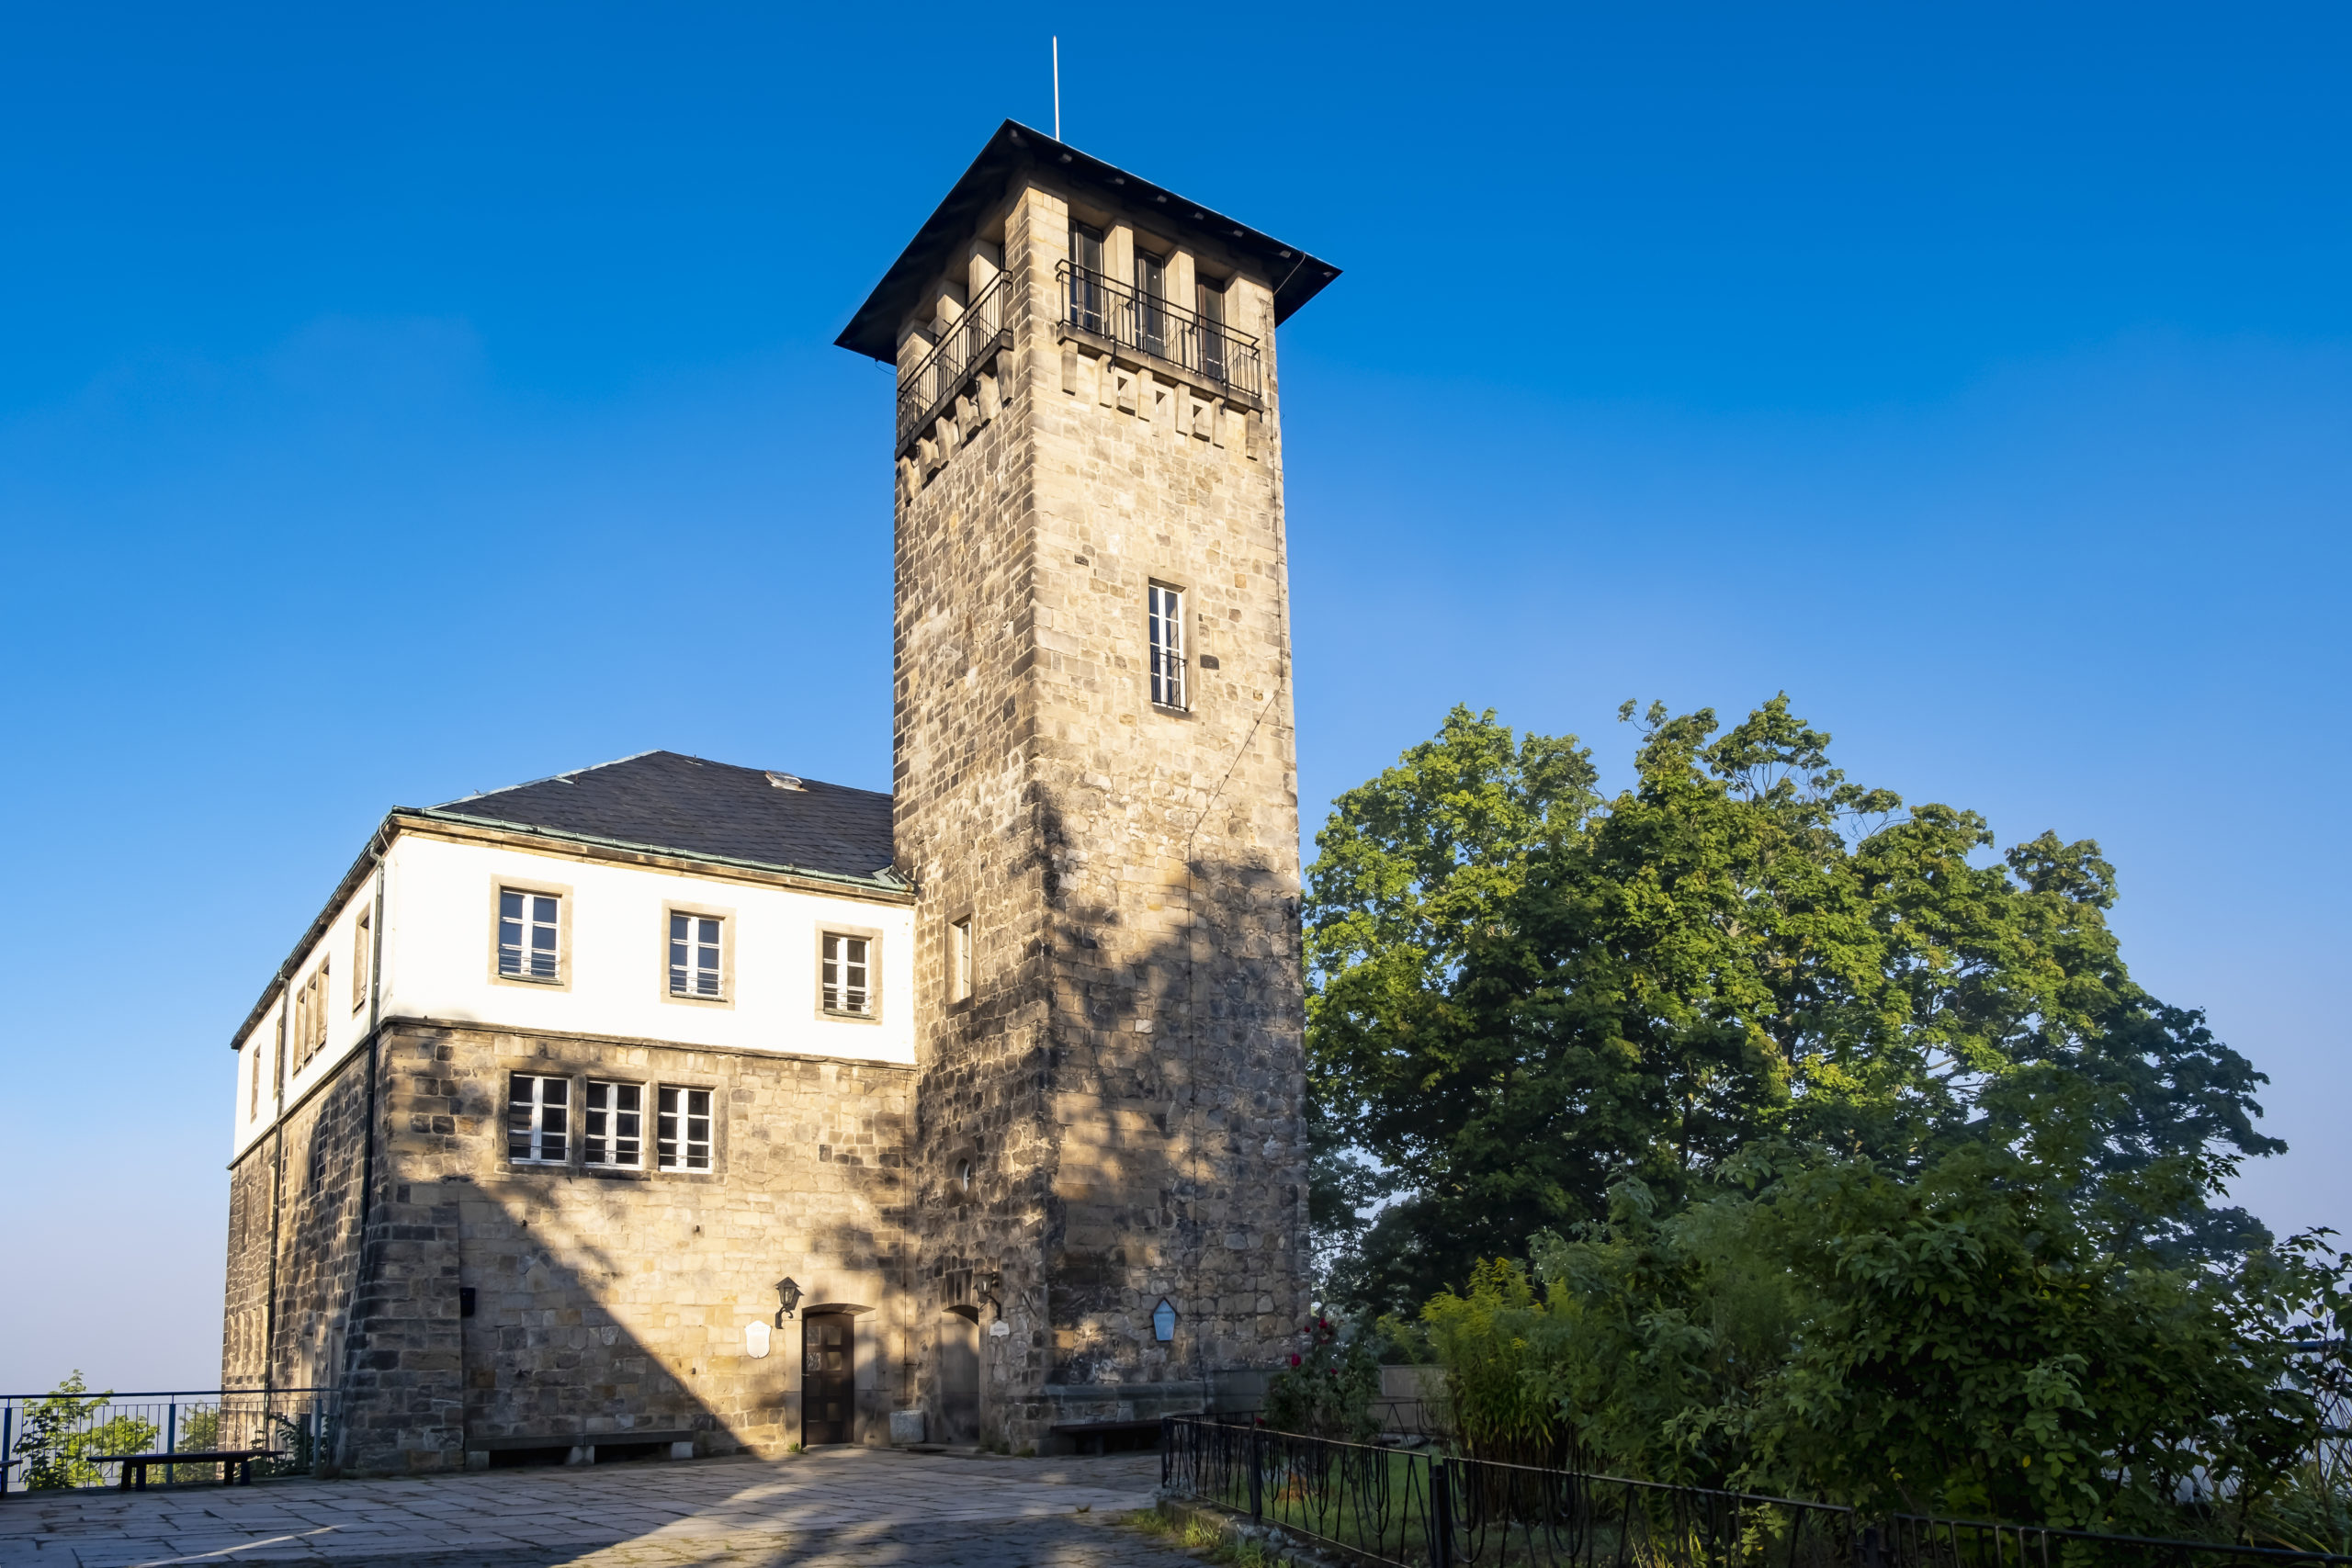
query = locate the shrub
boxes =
[1262,1313,1382,1441]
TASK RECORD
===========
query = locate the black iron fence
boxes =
[3,1387,338,1494]
[1161,1416,2352,1568]
[895,270,1016,451]
[1057,261,1264,403]
[1870,1517,2352,1568]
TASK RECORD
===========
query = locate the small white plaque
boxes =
[989,1319,1011,1337]
[745,1320,772,1359]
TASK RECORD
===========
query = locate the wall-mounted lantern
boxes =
[775,1277,803,1327]
[1152,1298,1178,1343]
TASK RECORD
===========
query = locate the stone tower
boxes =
[838,122,1339,1448]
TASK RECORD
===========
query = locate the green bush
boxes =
[1416,1145,2348,1533]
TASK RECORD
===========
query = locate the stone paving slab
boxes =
[0,1450,1184,1568]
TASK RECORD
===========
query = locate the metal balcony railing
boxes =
[1058,261,1263,403]
[895,270,1016,452]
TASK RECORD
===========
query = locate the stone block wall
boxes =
[228,1020,918,1473]
[220,1043,377,1395]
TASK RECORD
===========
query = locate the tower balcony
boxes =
[1055,261,1263,409]
[896,270,1016,454]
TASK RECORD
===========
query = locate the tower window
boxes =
[507,1074,571,1165]
[669,913,724,998]
[584,1080,643,1168]
[949,917,973,1004]
[1197,278,1227,382]
[498,888,562,981]
[1135,250,1169,358]
[1149,583,1188,710]
[1070,221,1106,333]
[658,1086,713,1170]
[822,932,873,1015]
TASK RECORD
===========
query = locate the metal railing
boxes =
[895,270,1016,452]
[3,1386,338,1494]
[1058,262,1263,403]
[1162,1416,2352,1568]
[1165,1415,1855,1568]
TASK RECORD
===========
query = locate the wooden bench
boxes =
[87,1450,283,1490]
[1049,1418,1167,1456]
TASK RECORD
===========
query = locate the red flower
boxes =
[1290,1353,1301,1366]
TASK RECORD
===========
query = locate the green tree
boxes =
[1308,698,2283,1315]
[11,1372,156,1490]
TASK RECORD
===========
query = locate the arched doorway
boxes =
[939,1308,980,1443]
[802,1312,855,1445]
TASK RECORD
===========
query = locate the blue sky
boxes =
[3,3,2346,1391]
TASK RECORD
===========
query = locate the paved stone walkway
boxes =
[0,1450,1193,1568]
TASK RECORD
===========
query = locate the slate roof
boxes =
[835,119,1340,363]
[422,750,898,885]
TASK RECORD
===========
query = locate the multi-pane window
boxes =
[498,889,561,980]
[1148,583,1187,709]
[351,909,371,1011]
[669,914,723,998]
[949,918,973,1005]
[584,1080,643,1168]
[822,933,872,1015]
[657,1087,712,1171]
[508,1074,570,1165]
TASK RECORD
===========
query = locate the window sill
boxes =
[664,989,732,1007]
[1150,702,1194,720]
[493,971,567,987]
[820,1008,881,1024]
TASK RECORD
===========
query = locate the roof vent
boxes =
[766,772,806,792]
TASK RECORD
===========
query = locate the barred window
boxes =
[1148,582,1186,709]
[658,1086,712,1171]
[669,914,723,998]
[508,1074,570,1165]
[584,1080,643,1168]
[498,889,561,980]
[822,933,871,1015]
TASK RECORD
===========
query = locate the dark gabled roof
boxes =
[421,751,898,884]
[836,119,1341,363]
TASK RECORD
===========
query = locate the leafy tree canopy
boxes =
[1307,699,2282,1315]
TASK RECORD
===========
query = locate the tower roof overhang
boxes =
[834,119,1340,363]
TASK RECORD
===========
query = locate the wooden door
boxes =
[939,1312,980,1444]
[802,1313,855,1445]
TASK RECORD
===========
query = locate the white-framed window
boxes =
[1149,582,1186,709]
[949,917,973,1005]
[657,1086,712,1171]
[669,913,723,998]
[498,889,561,980]
[351,909,371,1012]
[822,932,872,1015]
[507,1073,570,1165]
[584,1080,643,1168]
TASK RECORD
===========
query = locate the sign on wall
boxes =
[745,1320,773,1359]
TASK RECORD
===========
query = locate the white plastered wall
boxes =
[229,829,917,1156]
